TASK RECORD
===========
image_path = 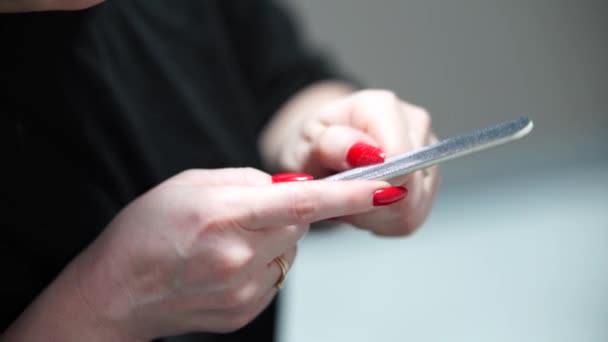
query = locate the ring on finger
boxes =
[273,256,289,289]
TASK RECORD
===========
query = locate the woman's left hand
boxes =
[269,89,441,236]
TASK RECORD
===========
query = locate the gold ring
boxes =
[422,168,430,177]
[273,256,289,289]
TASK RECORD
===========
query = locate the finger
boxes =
[244,224,307,268]
[191,289,279,333]
[199,282,280,333]
[341,173,423,236]
[318,90,411,156]
[198,247,297,330]
[396,169,437,235]
[421,133,440,191]
[210,179,391,229]
[215,261,292,330]
[337,173,420,235]
[412,133,441,228]
[262,245,297,291]
[310,125,384,171]
[223,244,296,315]
[413,166,441,229]
[403,103,432,151]
[408,104,433,176]
[223,245,297,308]
[341,210,410,236]
[387,115,434,186]
[169,167,272,187]
[343,145,441,236]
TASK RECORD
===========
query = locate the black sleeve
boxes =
[217,0,354,131]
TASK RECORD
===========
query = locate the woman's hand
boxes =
[261,84,441,236]
[4,167,396,341]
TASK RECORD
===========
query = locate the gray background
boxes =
[277,0,608,341]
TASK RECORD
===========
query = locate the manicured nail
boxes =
[373,186,407,206]
[347,142,386,167]
[272,172,314,183]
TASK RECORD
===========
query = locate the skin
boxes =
[1,2,440,340]
[2,169,393,340]
[260,81,440,236]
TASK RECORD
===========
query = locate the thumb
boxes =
[311,125,386,172]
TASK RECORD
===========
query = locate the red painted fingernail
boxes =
[373,186,407,206]
[272,172,314,183]
[347,142,386,167]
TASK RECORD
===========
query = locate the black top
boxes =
[1,1,339,340]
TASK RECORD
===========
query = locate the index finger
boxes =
[217,180,391,229]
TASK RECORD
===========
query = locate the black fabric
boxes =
[1,1,339,340]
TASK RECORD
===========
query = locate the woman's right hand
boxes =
[54,168,397,340]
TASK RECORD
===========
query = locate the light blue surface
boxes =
[278,161,608,342]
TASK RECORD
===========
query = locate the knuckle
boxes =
[358,89,398,103]
[186,208,225,237]
[194,232,254,285]
[172,204,217,258]
[203,205,247,232]
[287,193,319,223]
[214,246,254,283]
[378,89,399,101]
[411,106,432,123]
[219,286,252,310]
[419,109,432,126]
[186,206,209,229]
[416,106,431,119]
[280,143,309,172]
[421,117,432,135]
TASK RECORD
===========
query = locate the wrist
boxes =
[72,264,145,341]
[69,236,151,341]
[1,258,144,342]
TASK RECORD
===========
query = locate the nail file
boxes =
[323,116,534,181]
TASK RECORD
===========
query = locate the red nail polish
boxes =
[347,142,386,167]
[373,187,407,206]
[272,172,314,183]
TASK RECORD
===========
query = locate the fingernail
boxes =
[272,172,314,183]
[373,186,407,206]
[347,142,386,167]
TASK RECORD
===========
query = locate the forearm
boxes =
[258,80,355,172]
[1,259,139,342]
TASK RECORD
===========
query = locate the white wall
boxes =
[278,1,608,341]
[285,0,607,184]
